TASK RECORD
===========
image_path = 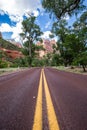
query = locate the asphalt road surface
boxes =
[0,67,87,130]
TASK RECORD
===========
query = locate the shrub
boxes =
[0,60,8,68]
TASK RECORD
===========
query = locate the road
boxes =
[0,67,87,130]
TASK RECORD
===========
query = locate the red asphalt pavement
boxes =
[0,68,41,130]
[44,67,87,130]
[0,67,87,130]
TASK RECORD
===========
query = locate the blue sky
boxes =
[0,0,87,43]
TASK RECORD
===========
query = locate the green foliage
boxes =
[20,16,43,59]
[0,38,20,51]
[0,50,5,59]
[0,60,8,68]
[73,11,87,48]
[51,54,63,66]
[50,10,87,68]
[10,63,18,68]
[31,58,44,67]
[14,57,29,67]
[73,52,87,72]
[73,53,87,66]
[22,41,44,66]
[52,20,69,43]
[42,0,85,19]
[64,34,85,54]
[58,33,86,66]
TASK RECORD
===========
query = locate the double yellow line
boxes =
[32,69,60,130]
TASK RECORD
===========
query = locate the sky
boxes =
[0,0,87,43]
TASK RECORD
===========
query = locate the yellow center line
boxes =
[42,69,60,130]
[32,70,42,130]
[32,69,60,130]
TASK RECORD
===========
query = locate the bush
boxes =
[73,52,87,72]
[31,58,45,67]
[0,60,8,68]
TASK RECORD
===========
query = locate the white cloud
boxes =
[0,23,13,32]
[33,10,39,17]
[0,0,41,16]
[53,36,58,42]
[41,31,58,42]
[63,14,70,20]
[0,0,43,42]
[0,21,22,42]
[11,21,22,42]
[41,31,52,39]
[9,15,23,22]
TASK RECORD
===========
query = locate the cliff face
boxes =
[0,47,24,59]
[0,38,24,61]
[36,39,56,58]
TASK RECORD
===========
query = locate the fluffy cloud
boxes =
[33,10,39,17]
[41,31,58,41]
[0,21,22,42]
[41,31,52,39]
[0,0,42,42]
[11,22,23,42]
[0,0,41,16]
[63,14,70,20]
[9,15,23,22]
[0,23,13,32]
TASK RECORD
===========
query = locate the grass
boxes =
[0,67,26,75]
[0,66,87,76]
[53,66,87,75]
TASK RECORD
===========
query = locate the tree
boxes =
[62,33,86,66]
[51,54,62,66]
[20,16,43,66]
[0,50,5,59]
[72,11,87,71]
[22,41,44,66]
[51,19,70,66]
[52,20,68,43]
[73,52,87,72]
[73,11,87,47]
[42,0,86,19]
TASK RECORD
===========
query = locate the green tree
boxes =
[73,11,87,47]
[20,16,43,65]
[14,57,28,67]
[72,11,87,71]
[51,54,62,66]
[0,50,5,59]
[51,19,70,66]
[62,33,86,66]
[42,0,85,19]
[73,52,87,72]
[0,60,8,68]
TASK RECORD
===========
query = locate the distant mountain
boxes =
[0,38,21,51]
[36,39,57,58]
[0,38,24,62]
[7,39,23,49]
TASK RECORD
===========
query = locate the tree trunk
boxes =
[29,41,31,57]
[82,65,86,72]
[28,40,32,67]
